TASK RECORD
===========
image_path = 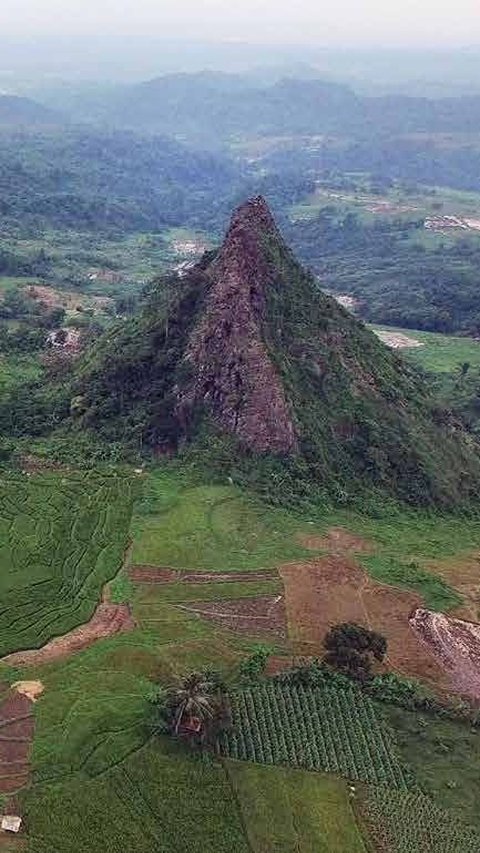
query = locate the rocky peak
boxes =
[176,197,297,454]
[227,195,279,235]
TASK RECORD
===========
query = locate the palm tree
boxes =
[170,672,219,736]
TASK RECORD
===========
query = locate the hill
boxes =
[0,94,61,127]
[0,128,237,232]
[64,196,480,508]
[69,72,480,145]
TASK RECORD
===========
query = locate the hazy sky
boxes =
[1,0,480,46]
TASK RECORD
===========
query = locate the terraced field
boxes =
[0,471,134,657]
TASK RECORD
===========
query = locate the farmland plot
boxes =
[361,786,480,853]
[0,471,133,657]
[220,685,410,788]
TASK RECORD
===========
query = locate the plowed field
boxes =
[280,555,448,686]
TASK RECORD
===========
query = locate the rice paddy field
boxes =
[0,471,134,657]
[2,465,480,851]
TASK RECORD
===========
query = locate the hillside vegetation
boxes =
[44,197,480,510]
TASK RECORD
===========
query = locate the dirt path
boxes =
[1,593,134,668]
[410,609,480,699]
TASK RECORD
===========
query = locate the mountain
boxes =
[0,95,61,128]
[59,72,480,144]
[58,197,480,507]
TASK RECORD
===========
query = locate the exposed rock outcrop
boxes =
[176,197,297,453]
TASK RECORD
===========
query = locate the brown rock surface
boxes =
[410,608,480,700]
[176,196,297,453]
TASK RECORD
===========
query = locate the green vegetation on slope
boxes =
[0,352,42,394]
[0,470,133,656]
[227,761,368,853]
[259,220,480,508]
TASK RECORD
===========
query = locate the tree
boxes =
[323,623,387,682]
[238,645,272,683]
[152,670,230,748]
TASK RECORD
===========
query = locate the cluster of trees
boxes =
[0,286,66,353]
[0,246,51,278]
[148,624,388,753]
[151,670,230,749]
[0,129,240,234]
[285,208,480,335]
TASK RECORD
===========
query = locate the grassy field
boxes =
[360,555,462,611]
[0,471,133,656]
[227,762,368,853]
[23,740,250,853]
[382,704,480,831]
[131,470,312,571]
[369,324,480,374]
[360,786,480,853]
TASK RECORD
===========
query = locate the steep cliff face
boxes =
[176,197,297,453]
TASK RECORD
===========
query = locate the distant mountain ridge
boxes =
[69,197,480,508]
[55,72,480,144]
[0,95,62,127]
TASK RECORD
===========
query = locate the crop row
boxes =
[220,685,409,788]
[0,473,134,656]
[362,785,480,852]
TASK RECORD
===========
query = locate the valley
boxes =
[3,57,480,852]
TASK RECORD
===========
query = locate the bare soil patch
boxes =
[0,691,33,796]
[129,566,180,583]
[12,682,44,703]
[129,566,278,584]
[297,527,374,556]
[410,609,480,700]
[18,454,70,475]
[178,595,286,639]
[280,556,447,687]
[26,284,112,314]
[2,600,134,667]
[372,330,424,349]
